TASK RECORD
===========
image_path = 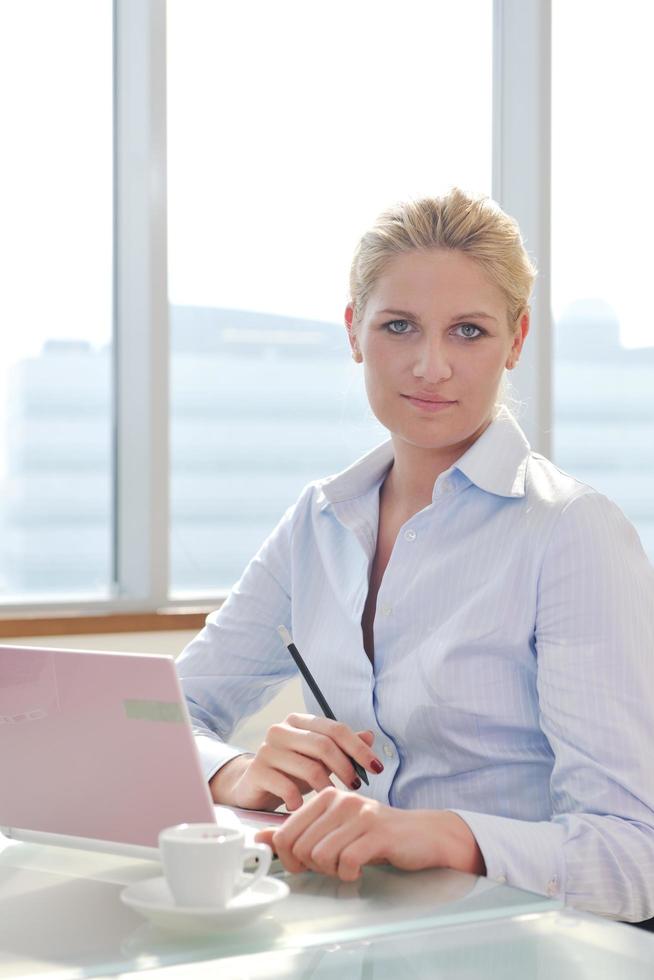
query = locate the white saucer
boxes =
[120,875,290,935]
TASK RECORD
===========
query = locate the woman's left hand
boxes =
[254,787,485,881]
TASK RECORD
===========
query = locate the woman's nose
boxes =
[412,337,453,383]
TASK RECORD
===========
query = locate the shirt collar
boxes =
[317,441,394,508]
[318,406,531,507]
[452,407,531,498]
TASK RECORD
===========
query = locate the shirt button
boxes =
[404,529,416,542]
[495,874,507,884]
[382,742,394,758]
[546,877,559,897]
[379,603,393,617]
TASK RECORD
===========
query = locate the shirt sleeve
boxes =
[451,489,654,922]
[176,489,310,782]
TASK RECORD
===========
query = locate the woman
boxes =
[176,187,654,921]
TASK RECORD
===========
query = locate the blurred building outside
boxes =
[0,302,652,598]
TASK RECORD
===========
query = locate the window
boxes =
[7,3,644,614]
[167,0,493,593]
[552,0,654,560]
[0,1,113,600]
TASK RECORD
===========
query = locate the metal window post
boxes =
[114,0,169,607]
[493,0,552,456]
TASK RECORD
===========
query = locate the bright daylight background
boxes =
[0,0,652,599]
[166,1,492,325]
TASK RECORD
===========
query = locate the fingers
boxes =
[244,759,307,812]
[296,812,367,878]
[335,834,383,882]
[269,787,386,879]
[253,827,275,849]
[240,733,338,812]
[235,718,384,813]
[258,792,448,883]
[254,826,309,874]
[274,715,384,785]
[268,789,335,874]
[255,746,334,795]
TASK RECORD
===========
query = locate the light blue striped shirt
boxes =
[177,408,654,921]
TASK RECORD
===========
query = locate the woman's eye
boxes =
[385,319,412,335]
[455,323,483,339]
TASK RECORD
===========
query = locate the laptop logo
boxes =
[124,700,185,724]
[0,708,47,724]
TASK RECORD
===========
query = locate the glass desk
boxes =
[116,911,654,980]
[0,832,562,979]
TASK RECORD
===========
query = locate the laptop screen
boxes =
[0,646,216,852]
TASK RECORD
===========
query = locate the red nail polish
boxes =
[351,777,362,790]
[370,759,384,774]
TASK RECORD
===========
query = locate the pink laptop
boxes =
[0,645,218,858]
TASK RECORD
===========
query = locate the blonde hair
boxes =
[349,187,537,331]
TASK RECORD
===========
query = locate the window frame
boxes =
[493,0,552,458]
[114,0,169,610]
[0,0,551,622]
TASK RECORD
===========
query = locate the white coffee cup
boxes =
[159,822,272,908]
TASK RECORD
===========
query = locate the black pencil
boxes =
[277,625,369,787]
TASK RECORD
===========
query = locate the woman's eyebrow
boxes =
[375,308,498,322]
[376,308,420,319]
[451,311,498,322]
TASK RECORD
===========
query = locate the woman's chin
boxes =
[388,417,488,457]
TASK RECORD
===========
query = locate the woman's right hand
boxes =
[208,713,383,812]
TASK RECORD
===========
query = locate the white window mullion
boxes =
[493,0,552,457]
[114,0,169,607]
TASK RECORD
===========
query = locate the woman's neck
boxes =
[384,421,492,511]
[382,447,451,515]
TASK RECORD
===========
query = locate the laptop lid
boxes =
[0,645,217,857]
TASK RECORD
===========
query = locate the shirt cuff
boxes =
[194,732,253,783]
[448,809,567,902]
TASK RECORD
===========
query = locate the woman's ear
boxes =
[345,304,363,362]
[506,309,530,369]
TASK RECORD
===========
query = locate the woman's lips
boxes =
[402,394,457,412]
